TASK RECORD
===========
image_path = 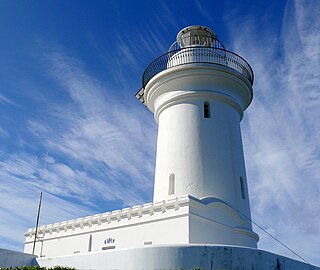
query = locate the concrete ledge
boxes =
[0,248,37,268]
[37,245,320,270]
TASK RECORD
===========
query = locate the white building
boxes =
[24,26,319,270]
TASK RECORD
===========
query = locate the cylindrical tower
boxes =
[136,25,258,247]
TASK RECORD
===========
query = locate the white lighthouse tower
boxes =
[137,25,258,248]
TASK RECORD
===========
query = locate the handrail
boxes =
[168,36,225,52]
[142,46,254,89]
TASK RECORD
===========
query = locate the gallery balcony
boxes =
[136,46,253,104]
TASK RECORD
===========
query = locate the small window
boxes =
[240,177,246,199]
[144,241,152,245]
[88,234,92,252]
[168,173,175,195]
[204,102,210,118]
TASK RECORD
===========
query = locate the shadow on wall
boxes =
[0,248,38,268]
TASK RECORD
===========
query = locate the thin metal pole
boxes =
[32,152,48,255]
[32,191,42,255]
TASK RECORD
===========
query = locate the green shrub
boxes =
[0,267,76,270]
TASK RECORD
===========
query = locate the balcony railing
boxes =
[136,46,254,104]
[168,37,225,52]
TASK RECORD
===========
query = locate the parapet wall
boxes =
[24,195,260,257]
[24,196,190,256]
[25,196,189,238]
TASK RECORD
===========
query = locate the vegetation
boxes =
[0,268,208,270]
[0,267,76,270]
[0,267,208,270]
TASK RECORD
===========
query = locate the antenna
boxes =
[32,152,48,255]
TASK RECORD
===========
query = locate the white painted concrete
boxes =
[24,195,258,258]
[25,196,189,257]
[147,64,252,202]
[189,197,258,247]
[144,62,256,248]
[0,248,37,268]
[140,25,258,249]
[36,245,320,270]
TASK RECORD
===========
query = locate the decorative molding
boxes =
[25,195,190,237]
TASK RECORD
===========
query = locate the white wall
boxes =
[145,64,257,248]
[147,65,253,211]
[25,195,260,257]
[188,197,258,247]
[0,248,37,268]
[36,245,320,270]
[25,197,189,257]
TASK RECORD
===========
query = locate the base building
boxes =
[24,195,258,257]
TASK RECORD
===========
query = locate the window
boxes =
[204,102,210,118]
[168,173,175,195]
[240,177,246,199]
[88,234,92,252]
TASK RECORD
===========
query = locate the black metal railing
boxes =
[142,46,254,88]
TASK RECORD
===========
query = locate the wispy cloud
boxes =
[227,0,320,263]
[0,153,93,250]
[193,0,216,25]
[1,44,157,252]
[43,50,156,203]
[0,94,17,106]
[158,2,181,31]
[0,126,9,138]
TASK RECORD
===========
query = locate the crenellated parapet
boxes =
[25,195,190,238]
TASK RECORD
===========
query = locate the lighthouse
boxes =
[21,25,320,270]
[136,25,258,248]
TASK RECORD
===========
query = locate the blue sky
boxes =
[0,0,319,266]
